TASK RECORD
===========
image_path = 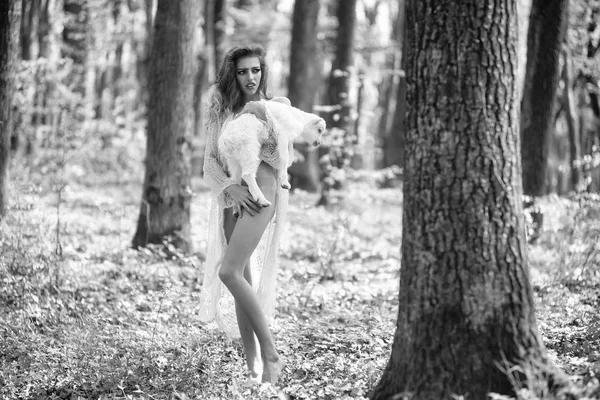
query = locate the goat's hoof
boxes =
[259,200,272,207]
[281,182,291,190]
[254,195,271,207]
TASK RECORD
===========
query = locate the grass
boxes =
[1,171,599,399]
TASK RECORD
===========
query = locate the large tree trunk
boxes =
[317,0,357,206]
[371,0,552,398]
[132,0,197,252]
[0,0,20,218]
[520,0,568,196]
[287,0,321,192]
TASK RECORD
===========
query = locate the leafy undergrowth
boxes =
[1,175,599,399]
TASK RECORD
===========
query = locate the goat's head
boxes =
[300,117,326,147]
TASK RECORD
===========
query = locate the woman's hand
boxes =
[239,101,267,123]
[225,184,263,218]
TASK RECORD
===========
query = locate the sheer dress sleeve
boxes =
[259,99,288,170]
[203,114,236,206]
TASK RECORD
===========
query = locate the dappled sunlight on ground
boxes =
[1,177,599,399]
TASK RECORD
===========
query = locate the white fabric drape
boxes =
[198,96,289,337]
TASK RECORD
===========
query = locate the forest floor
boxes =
[1,172,600,400]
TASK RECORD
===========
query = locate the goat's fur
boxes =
[218,100,326,207]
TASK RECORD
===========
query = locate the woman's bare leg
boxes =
[219,164,284,384]
[223,208,261,378]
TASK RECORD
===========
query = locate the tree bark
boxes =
[287,0,321,192]
[520,0,568,196]
[132,0,197,252]
[371,0,551,398]
[0,0,20,218]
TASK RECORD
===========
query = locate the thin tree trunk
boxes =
[132,0,197,252]
[371,0,553,398]
[561,49,582,190]
[192,5,207,176]
[288,0,320,112]
[213,0,225,72]
[235,0,252,8]
[62,0,87,65]
[352,72,364,168]
[386,71,406,167]
[318,0,357,206]
[520,0,568,196]
[287,0,321,192]
[38,0,51,57]
[378,52,397,167]
[203,0,216,84]
[0,0,21,218]
[382,0,405,168]
[20,0,40,60]
[136,0,154,108]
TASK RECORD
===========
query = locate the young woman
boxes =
[198,44,288,384]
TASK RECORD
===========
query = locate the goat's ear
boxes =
[241,101,267,122]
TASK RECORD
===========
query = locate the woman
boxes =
[198,43,288,384]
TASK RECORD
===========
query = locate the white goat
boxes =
[218,100,326,207]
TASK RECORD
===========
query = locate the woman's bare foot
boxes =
[248,355,262,382]
[262,356,285,384]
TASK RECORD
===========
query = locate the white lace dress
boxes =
[198,104,289,338]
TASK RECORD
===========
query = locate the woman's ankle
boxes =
[262,351,280,363]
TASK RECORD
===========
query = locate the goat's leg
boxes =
[277,136,291,190]
[241,154,271,207]
[228,161,243,185]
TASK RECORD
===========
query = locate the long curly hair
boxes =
[206,43,272,128]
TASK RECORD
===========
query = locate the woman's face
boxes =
[235,56,262,101]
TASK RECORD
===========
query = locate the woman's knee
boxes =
[218,263,243,284]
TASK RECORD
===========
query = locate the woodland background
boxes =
[1,0,600,399]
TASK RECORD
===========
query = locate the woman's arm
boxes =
[203,118,237,195]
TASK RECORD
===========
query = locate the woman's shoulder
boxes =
[269,96,291,106]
